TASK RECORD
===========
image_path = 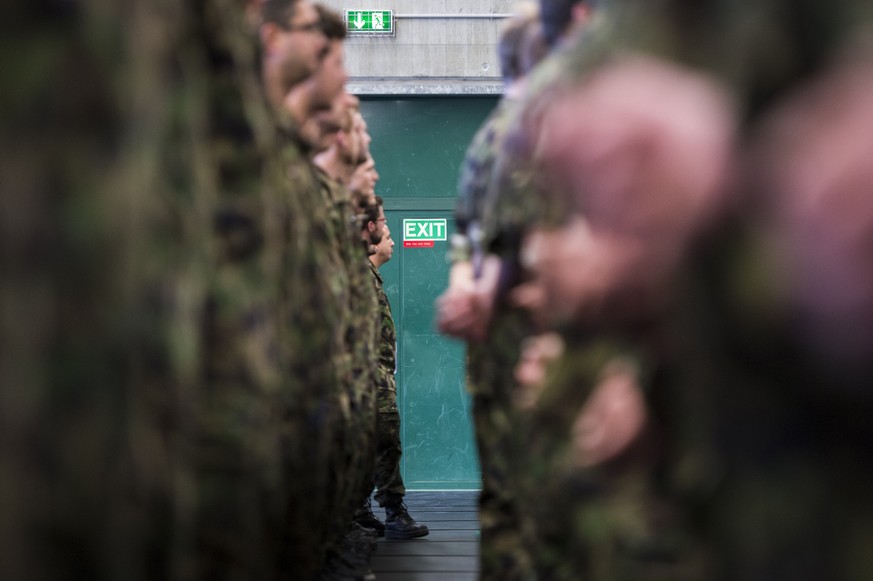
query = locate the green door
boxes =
[363,97,498,490]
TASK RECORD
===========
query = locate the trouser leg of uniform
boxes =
[373,408,405,507]
[473,391,534,581]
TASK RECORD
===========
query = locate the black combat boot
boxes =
[355,498,385,537]
[384,501,429,540]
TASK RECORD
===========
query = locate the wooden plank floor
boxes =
[369,491,480,581]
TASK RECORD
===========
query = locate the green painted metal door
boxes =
[362,97,498,489]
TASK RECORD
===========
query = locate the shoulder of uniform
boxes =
[368,260,384,283]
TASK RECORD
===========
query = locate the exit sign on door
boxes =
[403,218,447,248]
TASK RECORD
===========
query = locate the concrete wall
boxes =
[317,0,522,94]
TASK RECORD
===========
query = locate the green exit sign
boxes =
[345,9,394,36]
[403,218,447,248]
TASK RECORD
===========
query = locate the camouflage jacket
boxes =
[369,260,396,392]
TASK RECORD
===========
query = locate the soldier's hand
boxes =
[436,256,501,341]
[435,289,493,342]
[571,358,647,468]
[436,286,480,339]
[437,262,476,338]
[513,333,565,410]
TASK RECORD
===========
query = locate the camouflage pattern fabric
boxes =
[517,332,711,581]
[312,167,357,540]
[313,168,379,563]
[0,2,145,578]
[482,19,617,239]
[626,3,873,581]
[444,79,541,577]
[369,260,406,507]
[345,236,378,520]
[485,14,718,581]
[540,2,873,580]
[460,97,539,581]
[466,326,535,581]
[0,1,346,578]
[455,97,518,239]
[463,40,616,581]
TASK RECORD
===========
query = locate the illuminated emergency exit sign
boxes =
[345,10,395,36]
[403,218,447,248]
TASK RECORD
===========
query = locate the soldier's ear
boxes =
[260,22,281,55]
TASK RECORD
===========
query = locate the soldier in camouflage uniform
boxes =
[344,142,381,507]
[491,1,743,578]
[436,6,554,580]
[311,99,406,544]
[199,0,359,578]
[362,208,431,540]
[254,1,369,578]
[303,29,382,575]
[262,4,382,579]
[447,0,715,577]
[479,3,716,578]
[298,2,362,559]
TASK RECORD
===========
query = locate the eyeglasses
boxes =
[285,20,323,34]
[376,218,387,223]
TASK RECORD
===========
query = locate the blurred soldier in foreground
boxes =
[436,3,567,579]
[0,3,154,578]
[199,0,346,577]
[308,91,382,580]
[439,0,715,577]
[304,13,385,576]
[515,1,873,580]
[1,0,338,578]
[268,4,382,579]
